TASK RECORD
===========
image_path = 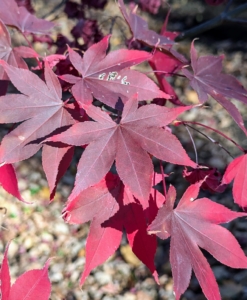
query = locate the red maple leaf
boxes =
[183,166,226,193]
[63,173,159,285]
[0,20,38,80]
[60,35,169,108]
[182,41,247,134]
[0,242,51,300]
[222,154,247,209]
[148,182,247,299]
[0,164,23,201]
[50,95,196,207]
[118,0,173,50]
[0,0,53,34]
[0,61,75,164]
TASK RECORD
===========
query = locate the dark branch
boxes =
[175,2,247,41]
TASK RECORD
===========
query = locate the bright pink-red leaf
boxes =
[0,242,11,300]
[1,243,51,300]
[0,61,74,164]
[64,35,169,107]
[148,183,247,299]
[0,0,54,34]
[51,96,196,207]
[222,154,247,208]
[8,259,51,300]
[0,164,22,201]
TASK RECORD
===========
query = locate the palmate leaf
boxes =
[182,41,247,135]
[63,173,159,285]
[118,0,173,50]
[0,61,75,164]
[50,95,196,207]
[148,182,247,299]
[0,19,38,80]
[60,35,170,108]
[0,0,53,34]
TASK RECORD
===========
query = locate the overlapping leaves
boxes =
[63,173,163,285]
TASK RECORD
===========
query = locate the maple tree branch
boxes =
[175,2,247,41]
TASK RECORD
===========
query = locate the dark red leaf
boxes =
[71,19,103,48]
[63,173,158,285]
[183,166,226,193]
[182,41,247,134]
[148,182,247,299]
[118,0,174,50]
[0,20,38,80]
[50,95,196,207]
[0,0,53,34]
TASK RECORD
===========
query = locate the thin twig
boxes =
[180,120,245,153]
[185,124,234,159]
[175,2,247,41]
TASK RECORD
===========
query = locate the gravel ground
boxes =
[1,0,247,299]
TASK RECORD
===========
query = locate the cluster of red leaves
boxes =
[0,0,247,299]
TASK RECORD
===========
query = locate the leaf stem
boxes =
[182,121,245,152]
[184,124,198,164]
